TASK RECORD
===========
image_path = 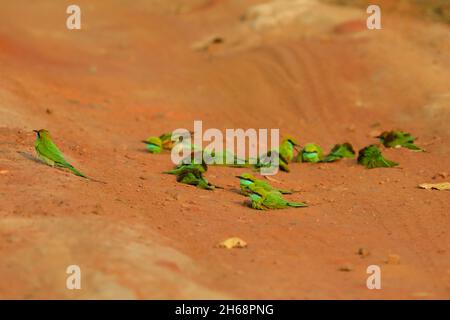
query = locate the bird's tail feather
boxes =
[67,165,87,178]
[288,201,308,207]
[73,169,106,184]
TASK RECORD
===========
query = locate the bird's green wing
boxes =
[403,143,422,151]
[249,194,265,210]
[196,178,215,190]
[36,138,68,165]
[159,132,172,142]
[240,184,252,195]
[263,192,307,209]
[175,170,216,190]
[357,145,398,169]
[143,136,163,153]
[323,143,355,162]
[287,200,308,207]
[253,180,290,194]
[145,144,162,153]
[36,138,86,177]
[279,143,294,163]
[322,154,341,163]
[379,131,422,151]
[278,158,290,172]
[177,172,199,185]
[261,193,288,209]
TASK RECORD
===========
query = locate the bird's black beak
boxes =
[33,130,39,133]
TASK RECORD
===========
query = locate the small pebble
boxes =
[386,254,401,265]
[357,248,370,257]
[338,264,353,272]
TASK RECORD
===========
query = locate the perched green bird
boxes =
[236,173,293,196]
[297,143,324,163]
[377,130,422,151]
[322,143,355,162]
[33,129,86,178]
[248,185,307,210]
[279,136,301,164]
[357,145,398,169]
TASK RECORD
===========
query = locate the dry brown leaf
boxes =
[217,237,247,249]
[418,182,450,191]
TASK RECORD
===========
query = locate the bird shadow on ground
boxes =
[229,188,242,195]
[137,148,150,154]
[17,150,62,172]
[17,150,97,181]
[17,151,41,164]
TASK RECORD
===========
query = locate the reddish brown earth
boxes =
[0,0,449,299]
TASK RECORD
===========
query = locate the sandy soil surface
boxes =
[0,0,449,299]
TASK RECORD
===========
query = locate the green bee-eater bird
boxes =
[236,173,293,195]
[248,185,307,210]
[279,136,301,164]
[204,150,250,168]
[253,150,276,168]
[143,132,186,153]
[164,154,219,190]
[252,150,290,172]
[322,143,355,162]
[142,136,163,153]
[297,143,323,163]
[377,130,422,151]
[254,136,300,172]
[33,129,86,178]
[176,170,216,190]
[357,145,398,169]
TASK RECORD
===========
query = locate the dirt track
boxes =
[1,0,449,299]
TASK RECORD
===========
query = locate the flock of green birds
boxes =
[32,128,422,211]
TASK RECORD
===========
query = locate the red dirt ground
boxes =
[0,0,449,299]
